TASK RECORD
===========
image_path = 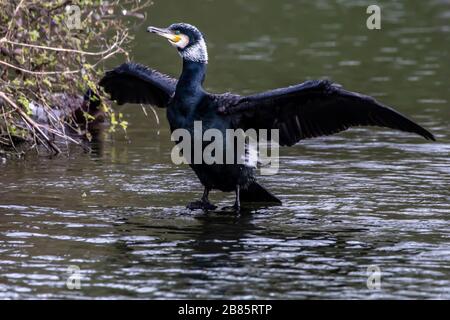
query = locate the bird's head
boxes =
[147,23,208,64]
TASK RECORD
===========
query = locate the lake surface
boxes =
[1,0,449,299]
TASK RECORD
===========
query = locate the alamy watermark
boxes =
[171,121,279,175]
[66,265,81,290]
[366,265,382,290]
[367,5,381,30]
[65,5,81,30]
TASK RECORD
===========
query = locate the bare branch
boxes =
[0,91,61,154]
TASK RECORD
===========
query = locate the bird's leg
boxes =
[234,185,241,212]
[222,185,241,213]
[200,188,217,209]
[201,187,210,203]
[187,188,217,211]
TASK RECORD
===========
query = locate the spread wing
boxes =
[221,80,435,146]
[99,62,177,108]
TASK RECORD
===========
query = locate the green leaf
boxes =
[29,30,40,42]
[17,96,32,116]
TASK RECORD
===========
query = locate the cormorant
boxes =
[99,23,435,211]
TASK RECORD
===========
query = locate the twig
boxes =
[0,59,81,75]
[5,0,25,40]
[92,47,125,68]
[1,105,19,153]
[0,46,125,76]
[0,33,127,56]
[47,0,73,13]
[149,105,160,125]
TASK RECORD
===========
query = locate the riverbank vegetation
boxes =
[0,0,150,156]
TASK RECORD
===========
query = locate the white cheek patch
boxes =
[176,34,190,49]
[180,37,209,64]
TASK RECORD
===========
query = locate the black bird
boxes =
[99,23,435,211]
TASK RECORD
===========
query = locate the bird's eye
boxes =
[174,30,181,35]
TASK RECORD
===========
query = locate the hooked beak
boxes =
[147,26,182,44]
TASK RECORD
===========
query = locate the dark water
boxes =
[1,0,449,299]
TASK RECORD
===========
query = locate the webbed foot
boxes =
[221,202,241,213]
[187,200,217,211]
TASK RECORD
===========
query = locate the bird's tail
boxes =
[240,182,282,205]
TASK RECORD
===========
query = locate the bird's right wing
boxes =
[99,62,177,108]
[221,80,435,146]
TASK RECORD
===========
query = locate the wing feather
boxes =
[99,62,177,108]
[222,80,435,146]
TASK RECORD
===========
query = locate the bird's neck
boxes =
[175,60,207,98]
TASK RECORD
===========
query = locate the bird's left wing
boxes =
[99,62,177,108]
[220,80,435,146]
